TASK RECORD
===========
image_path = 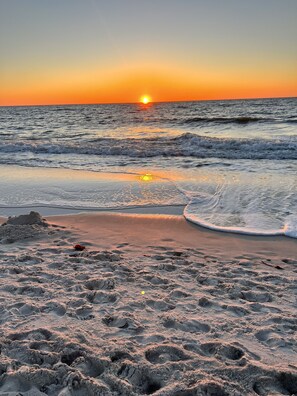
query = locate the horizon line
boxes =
[0,95,296,108]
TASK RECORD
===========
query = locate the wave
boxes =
[0,133,297,160]
[181,116,267,124]
[184,208,297,238]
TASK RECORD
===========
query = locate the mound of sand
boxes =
[0,212,51,244]
[4,211,47,226]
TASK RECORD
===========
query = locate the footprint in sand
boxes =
[87,291,119,304]
[2,284,46,297]
[199,342,245,361]
[198,296,213,308]
[240,290,272,303]
[7,266,24,274]
[110,350,134,362]
[145,345,191,364]
[73,305,94,321]
[143,275,169,286]
[146,299,175,312]
[163,317,210,333]
[91,250,121,262]
[61,350,85,366]
[42,301,67,316]
[48,261,66,269]
[17,254,44,264]
[8,328,53,342]
[157,263,177,272]
[17,285,46,297]
[117,363,163,395]
[255,328,293,348]
[226,304,250,317]
[18,303,40,316]
[71,356,105,378]
[85,278,115,291]
[29,340,54,352]
[169,289,191,299]
[102,314,143,332]
[253,372,297,396]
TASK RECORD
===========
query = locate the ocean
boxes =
[0,97,296,237]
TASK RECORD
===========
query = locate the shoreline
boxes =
[0,164,296,240]
[2,204,297,242]
[0,204,185,217]
[2,209,297,250]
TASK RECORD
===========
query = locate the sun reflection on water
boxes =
[140,173,154,182]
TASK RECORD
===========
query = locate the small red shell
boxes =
[74,244,86,251]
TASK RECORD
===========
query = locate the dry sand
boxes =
[0,212,296,395]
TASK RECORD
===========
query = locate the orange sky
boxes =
[1,1,297,106]
[1,61,296,106]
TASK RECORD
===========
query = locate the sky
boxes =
[0,0,297,106]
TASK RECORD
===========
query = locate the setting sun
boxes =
[140,96,151,105]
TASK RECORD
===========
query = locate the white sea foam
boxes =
[179,167,297,238]
[283,216,297,238]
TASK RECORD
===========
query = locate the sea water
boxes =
[0,98,296,237]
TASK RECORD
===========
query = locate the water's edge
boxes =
[1,200,296,239]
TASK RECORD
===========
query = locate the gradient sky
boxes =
[1,0,297,105]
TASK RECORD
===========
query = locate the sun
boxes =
[140,95,151,105]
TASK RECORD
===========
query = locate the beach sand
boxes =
[0,211,296,395]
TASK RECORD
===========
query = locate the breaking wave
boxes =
[0,133,296,160]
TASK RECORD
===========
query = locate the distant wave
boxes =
[0,133,297,160]
[181,116,267,125]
